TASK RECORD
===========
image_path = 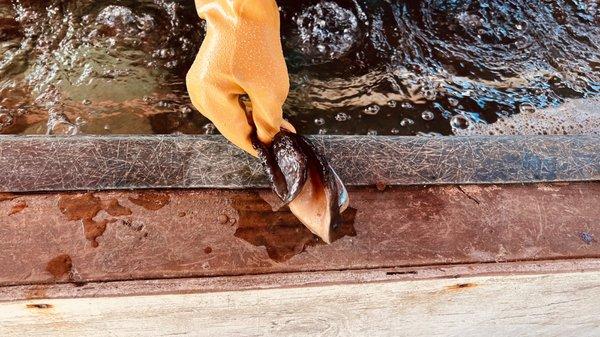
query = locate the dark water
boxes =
[0,0,599,136]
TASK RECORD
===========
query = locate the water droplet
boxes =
[0,112,14,129]
[387,101,397,108]
[519,103,536,114]
[400,118,414,127]
[314,117,325,126]
[334,112,350,122]
[203,123,216,135]
[157,100,170,108]
[75,117,87,126]
[364,105,380,115]
[180,106,192,115]
[421,111,434,121]
[450,115,472,130]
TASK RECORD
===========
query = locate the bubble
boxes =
[180,106,192,115]
[367,129,378,135]
[390,128,400,134]
[295,1,358,63]
[203,123,216,135]
[82,99,92,106]
[75,116,87,126]
[519,103,536,114]
[334,112,350,122]
[314,117,326,126]
[450,115,472,130]
[157,100,171,108]
[0,111,14,129]
[318,128,327,135]
[96,6,137,28]
[401,102,413,109]
[400,118,415,127]
[47,111,79,135]
[364,105,380,115]
[387,101,397,108]
[421,110,435,121]
[448,98,459,107]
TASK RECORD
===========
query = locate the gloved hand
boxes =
[186,0,294,157]
[186,0,349,243]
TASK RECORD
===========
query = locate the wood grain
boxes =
[2,270,600,337]
[0,183,599,286]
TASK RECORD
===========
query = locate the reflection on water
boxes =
[0,0,599,136]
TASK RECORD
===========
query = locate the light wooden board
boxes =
[2,270,600,337]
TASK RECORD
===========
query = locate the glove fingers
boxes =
[246,89,288,146]
[190,88,257,156]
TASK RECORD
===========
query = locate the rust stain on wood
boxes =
[45,254,72,279]
[24,286,48,300]
[445,283,478,291]
[8,200,27,215]
[26,303,53,309]
[58,193,131,247]
[0,193,16,202]
[128,191,170,211]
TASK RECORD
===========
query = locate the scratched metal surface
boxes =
[0,135,598,192]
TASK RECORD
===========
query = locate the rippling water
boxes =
[0,0,599,136]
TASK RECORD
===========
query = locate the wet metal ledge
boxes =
[0,134,598,192]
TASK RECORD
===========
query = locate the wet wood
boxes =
[0,135,598,192]
[2,270,600,336]
[0,182,599,286]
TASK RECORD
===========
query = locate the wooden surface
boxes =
[1,135,598,192]
[1,182,599,335]
[2,258,599,302]
[1,183,599,287]
[2,270,600,337]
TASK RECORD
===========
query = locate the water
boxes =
[0,0,599,136]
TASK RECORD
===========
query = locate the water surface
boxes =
[0,0,598,136]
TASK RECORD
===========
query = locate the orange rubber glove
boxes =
[186,0,349,243]
[186,0,294,157]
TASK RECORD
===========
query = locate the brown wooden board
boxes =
[0,135,598,192]
[0,183,598,287]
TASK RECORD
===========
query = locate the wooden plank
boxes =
[0,183,599,286]
[2,270,600,336]
[2,259,600,302]
[0,135,598,192]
